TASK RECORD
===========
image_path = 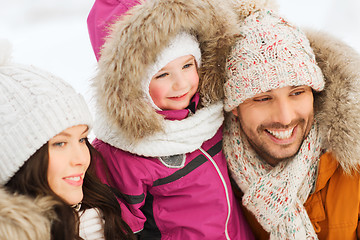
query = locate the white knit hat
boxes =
[224,10,325,111]
[0,40,93,184]
[143,31,201,110]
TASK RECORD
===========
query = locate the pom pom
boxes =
[229,0,279,21]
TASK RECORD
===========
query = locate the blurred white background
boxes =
[1,0,360,118]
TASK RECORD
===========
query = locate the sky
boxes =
[1,0,360,118]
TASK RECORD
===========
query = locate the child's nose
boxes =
[172,72,187,89]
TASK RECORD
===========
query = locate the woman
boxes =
[0,40,135,240]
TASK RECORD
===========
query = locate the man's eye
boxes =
[291,91,304,96]
[254,97,271,102]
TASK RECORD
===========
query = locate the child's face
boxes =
[149,55,199,110]
[47,125,90,205]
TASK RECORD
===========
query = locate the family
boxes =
[1,0,360,239]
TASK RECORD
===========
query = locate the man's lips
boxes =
[266,127,295,139]
[264,125,298,144]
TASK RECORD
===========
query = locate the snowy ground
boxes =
[1,0,360,121]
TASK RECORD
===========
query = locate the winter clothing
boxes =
[225,114,323,239]
[224,10,324,111]
[79,208,105,240]
[87,0,268,238]
[0,187,56,240]
[87,0,142,61]
[224,10,325,239]
[0,40,105,239]
[222,3,360,240]
[93,96,254,239]
[88,0,243,142]
[0,40,92,185]
[237,152,360,240]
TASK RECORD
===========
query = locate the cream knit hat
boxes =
[143,31,201,110]
[0,40,93,184]
[224,10,324,111]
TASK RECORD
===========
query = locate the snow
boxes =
[0,0,97,113]
[1,0,360,121]
[277,0,360,52]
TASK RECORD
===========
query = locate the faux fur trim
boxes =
[226,0,360,172]
[94,102,224,157]
[0,188,57,240]
[93,0,268,142]
[306,30,360,173]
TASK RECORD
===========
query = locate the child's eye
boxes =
[155,73,168,79]
[183,63,193,69]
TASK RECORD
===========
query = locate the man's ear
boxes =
[231,107,239,117]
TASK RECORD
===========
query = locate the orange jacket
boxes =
[237,152,360,240]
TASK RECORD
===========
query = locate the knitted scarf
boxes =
[223,113,323,239]
[94,101,224,157]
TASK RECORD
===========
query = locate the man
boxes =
[222,9,360,240]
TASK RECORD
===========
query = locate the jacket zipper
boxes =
[199,147,231,240]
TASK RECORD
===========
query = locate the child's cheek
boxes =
[149,82,167,106]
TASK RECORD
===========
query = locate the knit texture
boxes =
[0,46,92,184]
[224,10,324,111]
[94,101,224,157]
[79,208,105,240]
[223,113,323,239]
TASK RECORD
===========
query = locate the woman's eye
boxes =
[79,137,87,143]
[53,142,65,147]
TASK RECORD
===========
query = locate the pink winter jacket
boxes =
[92,100,254,240]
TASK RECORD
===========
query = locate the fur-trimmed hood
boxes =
[308,30,360,173]
[92,0,273,143]
[0,188,56,240]
[225,1,360,173]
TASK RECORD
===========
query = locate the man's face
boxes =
[232,86,314,166]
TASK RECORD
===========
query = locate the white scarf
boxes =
[223,113,323,239]
[94,101,224,157]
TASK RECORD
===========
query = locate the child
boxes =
[0,40,135,240]
[87,0,265,238]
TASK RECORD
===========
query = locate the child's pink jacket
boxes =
[93,100,254,239]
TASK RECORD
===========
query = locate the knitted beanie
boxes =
[224,10,325,111]
[87,0,142,60]
[143,31,202,110]
[0,40,93,184]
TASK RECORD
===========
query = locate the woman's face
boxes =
[47,125,90,205]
